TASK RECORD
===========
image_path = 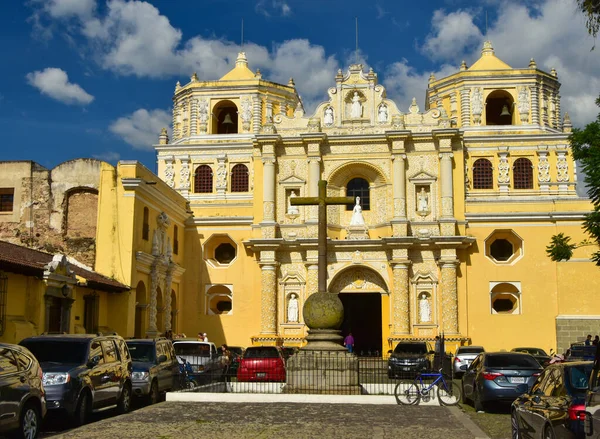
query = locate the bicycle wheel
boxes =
[437,379,461,406]
[394,380,420,405]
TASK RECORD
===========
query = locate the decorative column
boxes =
[190,98,198,136]
[391,262,411,335]
[172,99,180,141]
[177,156,191,195]
[164,157,175,188]
[392,154,407,219]
[440,260,459,334]
[460,88,470,127]
[530,85,540,126]
[306,263,319,296]
[164,266,174,332]
[439,152,454,217]
[537,148,551,193]
[252,94,262,134]
[260,261,278,334]
[556,149,569,193]
[216,154,227,196]
[497,150,510,194]
[147,261,159,337]
[262,157,276,221]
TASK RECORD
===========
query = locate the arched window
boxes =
[513,158,533,189]
[472,159,494,189]
[142,207,149,240]
[346,177,370,210]
[230,164,249,192]
[194,165,213,193]
[485,90,514,126]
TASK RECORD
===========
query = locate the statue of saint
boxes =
[287,191,299,215]
[288,293,299,323]
[419,293,431,323]
[351,92,362,118]
[378,103,388,123]
[417,188,429,212]
[324,106,334,126]
[349,196,365,226]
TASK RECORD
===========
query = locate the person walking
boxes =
[220,344,232,381]
[344,333,355,354]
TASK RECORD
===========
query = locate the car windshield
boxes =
[20,340,87,364]
[127,343,155,362]
[394,344,427,354]
[244,348,279,358]
[567,364,593,392]
[485,354,541,369]
[514,348,547,356]
[229,347,244,356]
[174,343,210,357]
[457,347,484,354]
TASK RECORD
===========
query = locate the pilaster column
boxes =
[537,148,551,193]
[392,154,407,219]
[252,94,262,134]
[439,152,454,218]
[306,263,319,296]
[190,98,198,136]
[260,263,278,334]
[307,157,321,221]
[262,157,276,221]
[497,151,510,194]
[391,261,411,335]
[164,266,174,332]
[147,260,159,337]
[530,85,540,126]
[556,149,569,193]
[460,88,470,127]
[440,260,459,334]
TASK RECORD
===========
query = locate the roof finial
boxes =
[529,58,537,69]
[235,52,248,68]
[482,40,494,56]
[460,60,468,71]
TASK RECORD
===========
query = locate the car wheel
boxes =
[18,402,40,439]
[473,388,485,412]
[461,382,471,404]
[511,411,521,439]
[73,391,90,427]
[117,383,132,414]
[543,424,556,439]
[149,380,159,405]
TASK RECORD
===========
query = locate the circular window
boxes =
[490,239,514,261]
[215,243,236,264]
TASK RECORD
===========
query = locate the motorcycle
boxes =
[178,357,198,389]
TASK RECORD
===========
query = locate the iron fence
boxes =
[178,351,456,395]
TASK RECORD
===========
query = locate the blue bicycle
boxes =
[394,370,461,406]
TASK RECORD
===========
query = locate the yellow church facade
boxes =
[148,41,599,355]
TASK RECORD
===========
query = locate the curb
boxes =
[447,405,491,439]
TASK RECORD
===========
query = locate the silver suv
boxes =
[453,346,484,376]
[172,339,223,384]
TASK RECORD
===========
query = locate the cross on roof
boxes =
[291,180,354,293]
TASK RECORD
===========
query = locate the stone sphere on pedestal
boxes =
[303,292,344,329]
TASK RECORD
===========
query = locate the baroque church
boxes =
[0,41,597,355]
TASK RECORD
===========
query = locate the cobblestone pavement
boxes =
[50,402,489,439]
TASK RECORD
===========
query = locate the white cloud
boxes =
[109,109,171,150]
[256,0,291,17]
[421,9,483,61]
[43,0,97,19]
[26,68,94,105]
[92,151,121,162]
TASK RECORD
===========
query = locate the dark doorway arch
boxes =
[339,293,382,356]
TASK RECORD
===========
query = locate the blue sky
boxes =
[0,0,598,172]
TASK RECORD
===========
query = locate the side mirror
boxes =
[157,355,167,363]
[87,355,101,368]
[516,384,529,394]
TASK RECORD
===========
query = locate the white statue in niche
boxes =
[287,191,299,215]
[378,103,388,123]
[324,106,334,126]
[349,196,365,226]
[351,92,362,118]
[288,293,299,323]
[419,293,431,323]
[417,187,429,212]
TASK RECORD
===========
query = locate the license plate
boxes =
[256,372,266,377]
[511,377,525,383]
[402,367,411,371]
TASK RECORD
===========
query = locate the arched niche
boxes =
[212,100,239,134]
[485,90,514,126]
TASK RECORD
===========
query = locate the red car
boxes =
[237,346,286,382]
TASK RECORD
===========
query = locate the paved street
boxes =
[48,401,490,439]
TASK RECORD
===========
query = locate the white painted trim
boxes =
[556,315,600,320]
[166,392,406,405]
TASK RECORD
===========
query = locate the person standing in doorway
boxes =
[344,333,355,353]
[586,334,593,346]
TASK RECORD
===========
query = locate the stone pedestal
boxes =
[346,225,369,240]
[284,350,361,395]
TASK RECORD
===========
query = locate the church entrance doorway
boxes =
[339,292,382,356]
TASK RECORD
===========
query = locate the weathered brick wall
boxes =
[556,317,600,354]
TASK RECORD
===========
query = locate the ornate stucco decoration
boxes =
[471,87,483,126]
[164,158,175,188]
[240,97,252,132]
[43,254,77,294]
[497,151,510,193]
[517,86,530,124]
[178,158,190,191]
[556,150,569,182]
[198,98,209,134]
[329,266,389,294]
[215,155,227,194]
[152,212,172,258]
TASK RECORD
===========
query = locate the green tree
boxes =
[546,100,600,264]
[576,0,600,39]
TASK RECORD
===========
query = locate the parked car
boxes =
[0,342,46,439]
[387,341,434,379]
[584,344,600,438]
[126,338,180,404]
[237,346,286,382]
[453,346,485,377]
[512,347,552,367]
[20,333,133,426]
[172,339,223,384]
[512,361,592,439]
[461,352,543,411]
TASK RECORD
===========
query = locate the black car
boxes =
[512,361,592,439]
[126,338,180,404]
[0,342,46,439]
[387,341,434,379]
[20,333,133,426]
[512,347,552,368]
